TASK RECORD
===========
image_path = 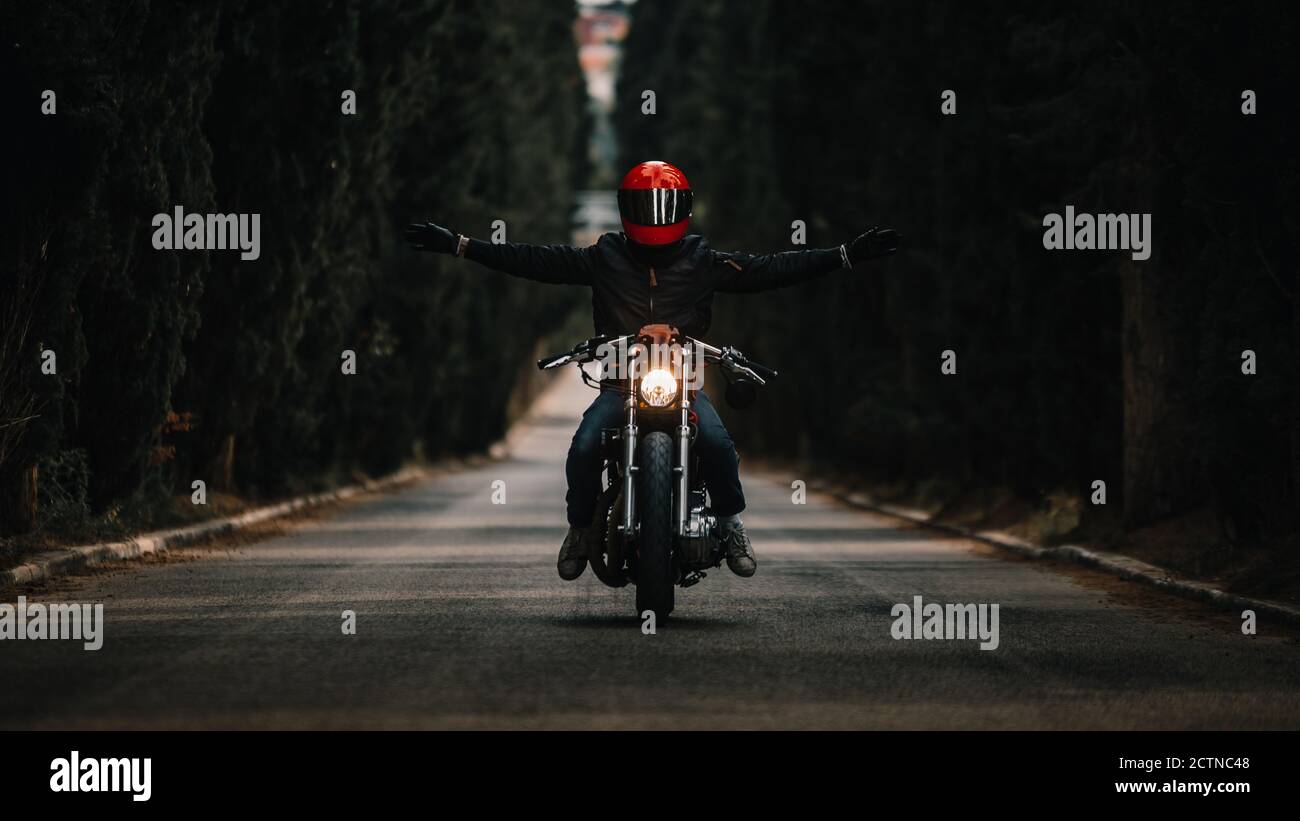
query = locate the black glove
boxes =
[844,226,901,267]
[405,221,458,254]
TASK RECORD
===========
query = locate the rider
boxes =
[406,161,899,581]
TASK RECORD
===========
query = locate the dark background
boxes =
[1,0,587,546]
[616,0,1299,591]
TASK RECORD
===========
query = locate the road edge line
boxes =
[815,483,1300,627]
[1,466,430,590]
[1,367,582,593]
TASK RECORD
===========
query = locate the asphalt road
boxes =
[2,375,1299,730]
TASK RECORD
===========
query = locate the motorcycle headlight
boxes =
[640,368,679,407]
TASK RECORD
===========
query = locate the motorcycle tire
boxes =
[634,431,675,620]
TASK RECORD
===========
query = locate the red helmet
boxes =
[617,161,692,245]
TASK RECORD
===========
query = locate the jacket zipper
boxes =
[649,266,657,321]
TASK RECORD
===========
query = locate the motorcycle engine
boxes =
[677,489,721,568]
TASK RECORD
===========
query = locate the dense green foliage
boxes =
[1,0,585,535]
[617,0,1298,544]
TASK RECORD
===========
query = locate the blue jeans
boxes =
[565,390,745,527]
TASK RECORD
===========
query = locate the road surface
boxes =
[2,374,1299,729]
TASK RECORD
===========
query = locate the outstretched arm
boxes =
[405,221,594,286]
[714,227,900,293]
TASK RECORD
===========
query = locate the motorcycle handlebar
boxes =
[537,334,626,371]
[693,339,777,382]
[537,352,571,370]
[744,360,778,381]
[538,335,777,382]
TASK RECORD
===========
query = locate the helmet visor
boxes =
[618,188,693,226]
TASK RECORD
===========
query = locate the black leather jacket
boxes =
[464,232,844,338]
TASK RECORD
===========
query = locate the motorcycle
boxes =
[537,323,776,621]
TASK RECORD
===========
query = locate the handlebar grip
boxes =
[537,353,570,370]
[746,360,778,380]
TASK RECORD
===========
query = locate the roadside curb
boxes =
[0,365,573,594]
[2,466,430,590]
[812,482,1300,627]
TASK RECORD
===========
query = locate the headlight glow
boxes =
[639,368,679,407]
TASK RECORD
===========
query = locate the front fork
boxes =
[674,399,690,537]
[617,394,691,540]
[620,393,637,537]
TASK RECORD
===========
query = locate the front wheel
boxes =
[635,431,675,620]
